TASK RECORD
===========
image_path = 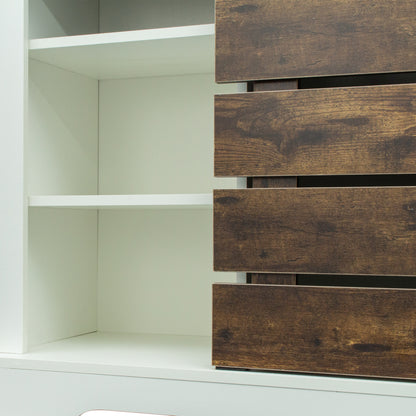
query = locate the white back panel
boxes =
[0,0,26,353]
[28,59,98,195]
[27,59,99,346]
[99,73,240,195]
[29,0,99,39]
[97,209,236,336]
[99,0,214,32]
[28,209,98,347]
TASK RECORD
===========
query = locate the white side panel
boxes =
[1,368,416,416]
[99,0,214,32]
[99,74,240,195]
[28,209,97,347]
[28,59,98,195]
[0,0,26,353]
[97,210,236,336]
[29,0,99,39]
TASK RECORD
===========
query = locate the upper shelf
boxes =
[29,24,215,79]
[29,194,213,209]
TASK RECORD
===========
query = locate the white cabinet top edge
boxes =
[29,193,213,209]
[29,24,215,50]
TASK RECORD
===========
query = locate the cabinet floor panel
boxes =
[0,332,416,399]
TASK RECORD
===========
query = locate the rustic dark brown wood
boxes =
[214,187,416,276]
[215,84,416,177]
[249,80,298,191]
[213,284,416,379]
[249,178,296,284]
[248,174,297,285]
[216,0,416,82]
[251,274,296,285]
[246,81,299,286]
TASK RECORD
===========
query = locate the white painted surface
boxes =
[0,0,26,353]
[29,25,215,79]
[28,209,98,347]
[99,73,240,195]
[29,0,99,39]
[99,0,214,32]
[28,59,98,195]
[97,210,236,335]
[1,367,416,416]
[29,193,213,209]
[82,412,168,416]
[1,332,416,400]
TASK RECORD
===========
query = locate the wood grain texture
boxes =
[248,174,297,285]
[247,53,299,293]
[216,0,416,82]
[213,284,416,379]
[215,84,416,177]
[214,187,416,276]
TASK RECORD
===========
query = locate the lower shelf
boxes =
[1,332,416,399]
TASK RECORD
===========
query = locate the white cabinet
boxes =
[2,0,242,361]
[1,1,416,415]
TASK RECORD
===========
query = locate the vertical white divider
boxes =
[0,0,27,352]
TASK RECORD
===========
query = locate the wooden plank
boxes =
[247,60,298,290]
[249,174,296,286]
[215,84,416,177]
[249,177,297,286]
[214,187,416,276]
[213,284,416,379]
[216,0,416,82]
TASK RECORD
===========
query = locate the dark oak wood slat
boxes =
[214,187,416,276]
[216,0,416,82]
[249,174,297,285]
[215,84,416,177]
[213,284,416,379]
[247,81,299,285]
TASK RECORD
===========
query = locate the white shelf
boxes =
[1,332,416,399]
[29,193,212,209]
[29,24,215,79]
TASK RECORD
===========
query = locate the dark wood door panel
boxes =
[214,188,416,275]
[216,0,416,82]
[213,284,416,379]
[215,84,416,177]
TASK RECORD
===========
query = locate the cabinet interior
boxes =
[25,0,241,356]
[29,0,215,38]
